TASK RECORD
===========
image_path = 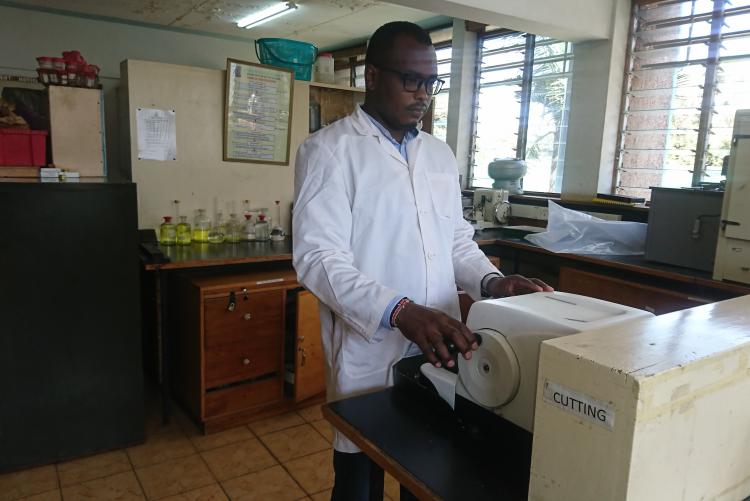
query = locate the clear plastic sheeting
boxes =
[525,201,647,255]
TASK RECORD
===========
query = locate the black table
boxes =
[323,385,532,501]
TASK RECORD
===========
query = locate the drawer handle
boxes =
[227,292,236,312]
[243,313,252,320]
[242,358,251,366]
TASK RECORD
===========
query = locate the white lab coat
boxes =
[293,106,498,452]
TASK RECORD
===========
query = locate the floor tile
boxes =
[159,484,228,501]
[297,404,324,423]
[57,450,132,487]
[0,465,58,501]
[309,489,331,501]
[135,454,215,500]
[310,420,333,444]
[247,412,305,437]
[189,426,254,452]
[284,449,334,495]
[259,424,330,462]
[17,490,61,501]
[127,429,196,468]
[200,439,276,482]
[61,470,145,501]
[222,465,306,501]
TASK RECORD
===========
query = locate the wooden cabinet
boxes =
[293,290,326,402]
[172,268,324,432]
[558,267,710,315]
[309,82,365,129]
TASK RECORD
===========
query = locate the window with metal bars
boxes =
[470,31,574,191]
[617,0,750,200]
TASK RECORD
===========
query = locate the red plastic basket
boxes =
[0,129,48,167]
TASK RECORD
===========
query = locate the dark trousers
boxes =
[331,451,419,501]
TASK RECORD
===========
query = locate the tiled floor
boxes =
[0,402,399,501]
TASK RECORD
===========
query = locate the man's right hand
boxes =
[395,302,478,368]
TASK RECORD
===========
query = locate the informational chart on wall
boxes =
[136,107,177,161]
[223,58,294,165]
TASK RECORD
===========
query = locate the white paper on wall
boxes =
[136,107,176,161]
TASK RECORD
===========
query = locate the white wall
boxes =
[562,0,632,200]
[0,4,255,178]
[388,0,614,42]
[124,60,307,234]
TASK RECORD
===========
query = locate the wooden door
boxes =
[294,290,326,402]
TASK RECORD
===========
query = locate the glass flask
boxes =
[254,213,270,241]
[225,213,242,243]
[175,215,192,245]
[243,214,255,241]
[208,212,226,244]
[192,209,211,243]
[159,216,176,245]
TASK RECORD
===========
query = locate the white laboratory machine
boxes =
[419,292,652,431]
[472,188,510,229]
[714,109,750,285]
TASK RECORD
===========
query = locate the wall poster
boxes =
[223,58,294,165]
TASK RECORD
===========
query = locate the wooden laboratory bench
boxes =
[473,228,750,315]
[140,232,748,430]
[140,239,325,431]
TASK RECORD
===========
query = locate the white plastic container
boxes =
[314,53,335,84]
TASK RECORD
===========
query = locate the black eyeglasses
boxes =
[374,65,445,96]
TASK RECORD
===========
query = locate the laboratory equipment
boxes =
[255,213,270,241]
[472,188,509,229]
[646,187,723,271]
[271,200,285,241]
[208,212,226,244]
[243,214,255,241]
[488,158,527,194]
[225,213,242,243]
[413,292,651,431]
[193,209,210,243]
[159,216,176,245]
[714,109,750,285]
[175,215,191,245]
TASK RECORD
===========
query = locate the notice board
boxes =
[223,58,294,165]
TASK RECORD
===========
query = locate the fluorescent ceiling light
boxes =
[237,2,297,29]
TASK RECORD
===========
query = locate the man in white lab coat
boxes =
[293,21,552,501]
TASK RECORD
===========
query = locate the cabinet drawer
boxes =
[721,239,750,284]
[204,290,284,348]
[205,339,281,389]
[558,267,709,315]
[204,377,282,418]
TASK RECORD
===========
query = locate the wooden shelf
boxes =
[308,81,365,93]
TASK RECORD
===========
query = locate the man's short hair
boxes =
[365,21,433,67]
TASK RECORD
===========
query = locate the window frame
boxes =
[469,29,574,190]
[616,0,750,196]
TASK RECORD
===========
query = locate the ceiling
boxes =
[4,0,450,50]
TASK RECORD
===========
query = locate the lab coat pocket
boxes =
[428,173,458,220]
[342,326,400,379]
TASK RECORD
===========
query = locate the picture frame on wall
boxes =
[223,58,294,165]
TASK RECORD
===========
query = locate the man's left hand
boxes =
[485,274,554,298]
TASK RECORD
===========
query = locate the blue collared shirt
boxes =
[364,112,418,163]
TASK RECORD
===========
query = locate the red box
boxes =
[0,129,48,167]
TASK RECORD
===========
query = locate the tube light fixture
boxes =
[236,1,298,29]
